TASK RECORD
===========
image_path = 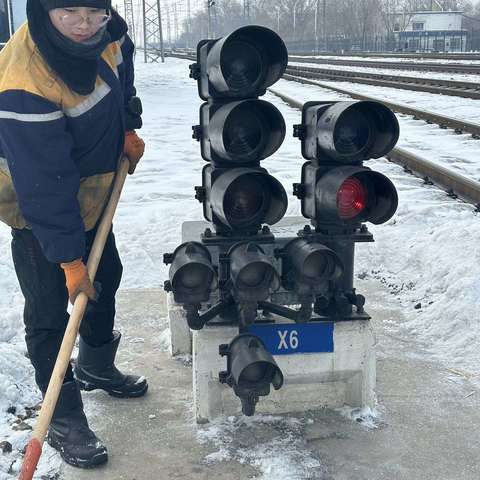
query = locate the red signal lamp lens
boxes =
[337,176,368,219]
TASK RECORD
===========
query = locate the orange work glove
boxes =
[60,259,97,304]
[124,130,145,174]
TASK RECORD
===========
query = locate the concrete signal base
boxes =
[167,295,377,423]
[193,321,376,423]
[167,293,192,357]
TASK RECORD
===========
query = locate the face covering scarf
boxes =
[27,0,127,95]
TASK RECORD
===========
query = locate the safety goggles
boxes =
[59,10,111,28]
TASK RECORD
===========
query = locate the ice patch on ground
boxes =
[173,354,192,367]
[156,327,172,352]
[336,406,380,430]
[197,414,324,479]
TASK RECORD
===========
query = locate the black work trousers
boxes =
[11,227,123,392]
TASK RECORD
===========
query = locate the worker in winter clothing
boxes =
[0,0,147,469]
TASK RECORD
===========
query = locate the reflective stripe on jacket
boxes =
[0,22,136,263]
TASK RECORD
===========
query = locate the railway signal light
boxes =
[219,333,284,416]
[191,26,288,100]
[229,243,280,301]
[282,238,343,296]
[223,242,281,329]
[164,242,217,329]
[199,167,287,233]
[190,25,289,235]
[293,100,399,231]
[195,100,286,164]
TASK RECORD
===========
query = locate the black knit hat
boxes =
[28,0,126,94]
[39,0,111,10]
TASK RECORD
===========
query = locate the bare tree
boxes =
[376,0,420,34]
[177,0,475,51]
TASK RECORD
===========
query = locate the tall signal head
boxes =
[193,26,288,100]
[191,25,289,235]
[294,100,399,231]
[300,101,399,164]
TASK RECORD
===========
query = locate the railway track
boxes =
[166,52,480,206]
[169,49,480,62]
[281,73,480,138]
[167,52,480,139]
[167,50,480,75]
[292,52,480,61]
[287,64,480,100]
[266,88,480,210]
[289,55,480,75]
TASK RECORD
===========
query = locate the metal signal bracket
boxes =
[298,224,375,243]
[200,229,275,245]
[189,63,200,80]
[293,124,306,140]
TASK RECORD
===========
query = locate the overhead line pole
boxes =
[244,0,250,23]
[207,0,211,38]
[174,2,178,47]
[142,0,147,62]
[323,0,326,52]
[186,0,191,48]
[142,0,164,63]
[124,0,136,50]
[207,0,215,38]
[166,2,172,46]
[157,0,165,62]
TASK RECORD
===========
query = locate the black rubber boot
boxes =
[47,381,108,468]
[75,331,148,398]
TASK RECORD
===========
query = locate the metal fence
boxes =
[285,33,480,54]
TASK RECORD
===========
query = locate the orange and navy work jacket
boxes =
[0,23,135,263]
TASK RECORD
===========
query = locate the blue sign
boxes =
[248,322,334,356]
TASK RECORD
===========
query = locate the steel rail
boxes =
[267,87,480,208]
[281,73,480,138]
[165,53,480,138]
[293,52,480,61]
[287,65,480,100]
[168,49,480,62]
[289,56,480,75]
[166,52,480,207]
[165,52,480,138]
[165,51,195,60]
[166,51,480,76]
[386,148,480,208]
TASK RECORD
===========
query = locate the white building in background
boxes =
[395,11,468,52]
[1,0,27,45]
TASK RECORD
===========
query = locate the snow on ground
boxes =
[290,61,480,84]
[356,156,480,376]
[1,57,480,478]
[197,414,324,479]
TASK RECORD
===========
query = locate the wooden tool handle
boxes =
[19,156,130,479]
